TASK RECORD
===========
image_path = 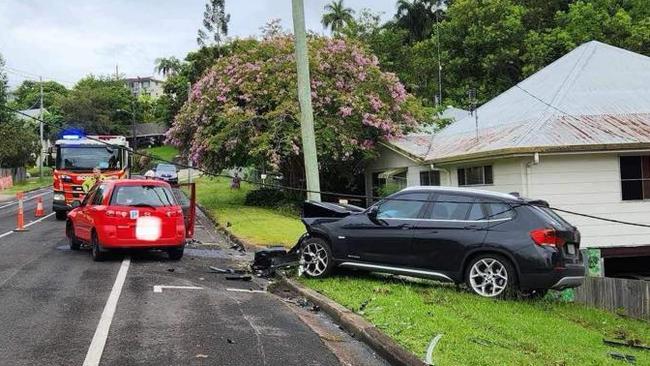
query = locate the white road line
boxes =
[153,285,203,293]
[0,190,52,210]
[83,257,131,366]
[0,212,55,240]
[226,288,267,294]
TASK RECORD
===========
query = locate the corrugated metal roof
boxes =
[390,41,650,162]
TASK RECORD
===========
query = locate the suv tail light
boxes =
[530,228,565,247]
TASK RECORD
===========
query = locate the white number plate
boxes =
[566,244,576,255]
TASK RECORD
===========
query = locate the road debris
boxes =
[424,334,443,366]
[167,268,175,272]
[195,354,208,359]
[608,351,637,364]
[227,338,235,344]
[208,266,246,274]
[225,275,252,281]
[604,338,650,351]
[252,245,300,277]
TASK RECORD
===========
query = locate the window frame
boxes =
[457,165,494,187]
[423,193,516,223]
[619,155,650,201]
[374,192,432,220]
[420,170,441,186]
[92,184,107,206]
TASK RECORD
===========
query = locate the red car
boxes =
[66,179,186,261]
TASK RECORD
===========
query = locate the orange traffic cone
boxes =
[14,192,28,232]
[35,196,44,217]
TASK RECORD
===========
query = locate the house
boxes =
[366,41,650,277]
[130,122,168,148]
[15,108,46,122]
[124,76,164,98]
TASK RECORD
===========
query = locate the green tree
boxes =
[322,0,355,34]
[440,0,527,104]
[0,54,10,123]
[11,80,68,110]
[197,0,230,47]
[522,0,650,76]
[395,0,438,43]
[168,36,429,193]
[56,75,136,135]
[0,118,40,169]
[154,56,182,77]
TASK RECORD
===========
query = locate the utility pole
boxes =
[131,100,137,152]
[291,0,321,202]
[39,76,44,179]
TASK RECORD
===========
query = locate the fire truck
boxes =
[52,131,130,220]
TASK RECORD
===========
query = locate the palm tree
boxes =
[396,0,439,43]
[154,57,182,77]
[321,0,355,34]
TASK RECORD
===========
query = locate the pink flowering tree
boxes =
[167,33,426,191]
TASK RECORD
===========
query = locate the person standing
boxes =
[82,167,106,193]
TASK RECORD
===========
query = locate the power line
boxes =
[3,104,650,229]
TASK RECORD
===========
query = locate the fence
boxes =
[0,167,27,184]
[574,276,650,321]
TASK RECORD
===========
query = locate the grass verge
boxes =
[142,145,179,163]
[194,176,303,247]
[1,177,51,196]
[301,272,650,365]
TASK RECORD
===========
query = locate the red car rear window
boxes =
[110,185,176,207]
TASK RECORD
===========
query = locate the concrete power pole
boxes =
[39,76,44,179]
[291,0,321,202]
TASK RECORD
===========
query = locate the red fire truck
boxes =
[52,131,130,220]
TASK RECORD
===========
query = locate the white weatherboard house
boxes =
[366,41,650,276]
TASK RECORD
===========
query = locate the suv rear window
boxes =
[533,205,572,229]
[110,185,176,207]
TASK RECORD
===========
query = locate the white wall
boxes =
[526,154,650,248]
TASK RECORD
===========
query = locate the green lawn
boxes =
[1,177,51,196]
[142,145,179,163]
[194,176,304,247]
[302,273,650,365]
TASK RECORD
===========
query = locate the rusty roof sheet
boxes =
[390,41,650,162]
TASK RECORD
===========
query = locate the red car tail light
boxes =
[166,209,183,217]
[106,210,128,218]
[530,228,565,247]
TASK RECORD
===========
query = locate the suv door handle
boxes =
[464,224,482,230]
[400,224,413,230]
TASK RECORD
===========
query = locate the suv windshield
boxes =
[110,185,176,207]
[56,146,122,171]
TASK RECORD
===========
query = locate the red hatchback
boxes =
[66,179,186,261]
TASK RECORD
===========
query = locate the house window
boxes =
[620,156,650,200]
[420,170,440,186]
[458,165,493,186]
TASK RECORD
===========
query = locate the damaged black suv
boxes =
[298,186,585,298]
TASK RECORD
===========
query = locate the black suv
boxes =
[298,187,585,298]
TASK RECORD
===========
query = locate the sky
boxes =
[0,0,397,89]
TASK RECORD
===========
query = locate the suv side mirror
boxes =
[71,200,81,209]
[367,205,379,220]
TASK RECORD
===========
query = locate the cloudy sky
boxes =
[0,0,397,89]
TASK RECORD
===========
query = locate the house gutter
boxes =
[420,142,650,166]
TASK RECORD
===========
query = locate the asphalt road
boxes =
[0,191,388,366]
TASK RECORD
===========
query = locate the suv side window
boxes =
[376,192,429,219]
[92,184,106,206]
[484,201,514,220]
[430,194,474,220]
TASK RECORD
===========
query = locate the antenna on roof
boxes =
[468,88,479,141]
